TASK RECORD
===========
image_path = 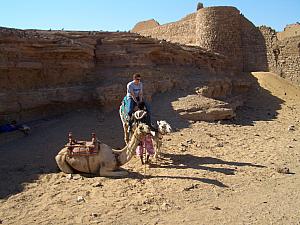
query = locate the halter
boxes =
[133,110,147,120]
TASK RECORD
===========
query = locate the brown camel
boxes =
[55,124,151,177]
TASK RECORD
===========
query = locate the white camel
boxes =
[55,123,151,177]
[152,120,172,159]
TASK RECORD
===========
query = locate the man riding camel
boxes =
[126,73,152,131]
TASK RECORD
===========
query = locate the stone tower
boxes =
[195,7,243,71]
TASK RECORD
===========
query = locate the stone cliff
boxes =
[0,27,241,120]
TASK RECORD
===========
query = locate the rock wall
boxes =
[0,28,95,91]
[0,27,236,120]
[260,26,300,85]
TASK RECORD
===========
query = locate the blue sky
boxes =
[0,0,299,32]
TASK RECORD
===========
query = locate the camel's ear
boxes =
[157,121,160,126]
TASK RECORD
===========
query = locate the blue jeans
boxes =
[127,97,151,121]
[127,97,137,118]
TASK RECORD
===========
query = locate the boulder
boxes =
[171,94,238,121]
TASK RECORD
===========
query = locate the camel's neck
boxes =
[115,133,142,166]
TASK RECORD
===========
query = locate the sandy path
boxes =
[0,72,300,225]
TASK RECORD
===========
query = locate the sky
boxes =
[0,0,299,32]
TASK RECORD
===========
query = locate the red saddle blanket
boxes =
[66,142,99,156]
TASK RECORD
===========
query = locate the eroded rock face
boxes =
[0,26,255,123]
[0,27,238,119]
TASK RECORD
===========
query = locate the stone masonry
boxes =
[260,26,300,85]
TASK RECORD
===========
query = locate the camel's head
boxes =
[157,120,172,135]
[135,123,151,139]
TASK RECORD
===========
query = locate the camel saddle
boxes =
[120,96,139,123]
[66,141,100,156]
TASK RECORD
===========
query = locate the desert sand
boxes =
[0,72,300,225]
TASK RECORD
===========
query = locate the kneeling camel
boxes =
[55,124,151,177]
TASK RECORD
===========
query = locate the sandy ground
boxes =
[0,72,300,225]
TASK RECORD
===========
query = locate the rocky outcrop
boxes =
[171,94,243,121]
[171,79,248,122]
[0,27,237,120]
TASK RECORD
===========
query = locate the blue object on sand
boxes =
[0,124,19,132]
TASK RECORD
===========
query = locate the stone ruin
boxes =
[132,6,300,86]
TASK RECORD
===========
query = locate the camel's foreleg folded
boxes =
[55,150,74,174]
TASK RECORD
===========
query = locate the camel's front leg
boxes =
[99,168,129,177]
[124,123,129,144]
[154,140,162,160]
[55,149,74,174]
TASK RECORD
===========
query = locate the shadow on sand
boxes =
[0,110,125,199]
[153,153,265,172]
[95,152,265,188]
[145,153,265,188]
[231,73,284,126]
